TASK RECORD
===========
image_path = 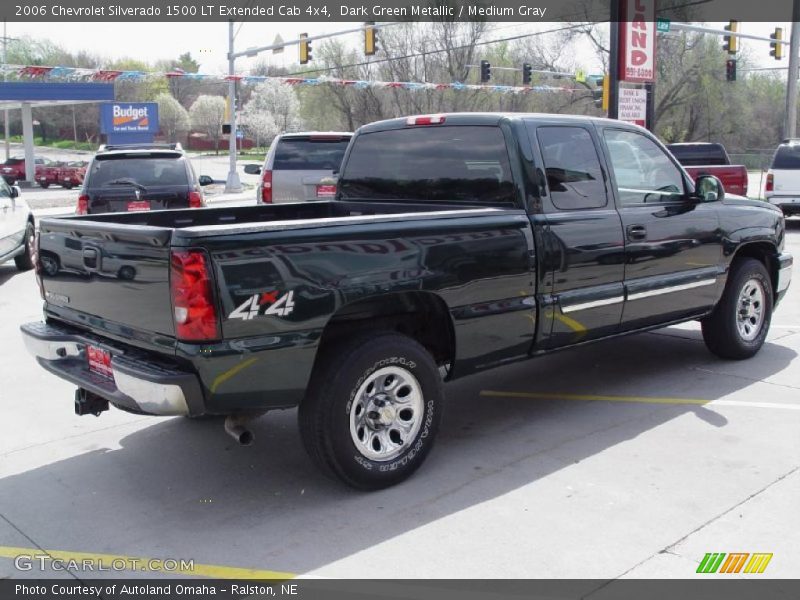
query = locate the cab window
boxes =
[536,126,607,210]
[604,129,685,205]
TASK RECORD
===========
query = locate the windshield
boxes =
[339,125,516,205]
[89,156,188,187]
[772,145,800,169]
[273,138,350,170]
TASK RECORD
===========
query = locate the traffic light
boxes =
[364,21,377,56]
[726,58,737,82]
[592,76,610,112]
[771,28,784,60]
[480,60,491,83]
[723,20,738,55]
[299,33,312,64]
[522,63,533,85]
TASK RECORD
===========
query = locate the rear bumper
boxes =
[776,253,793,305]
[20,321,205,416]
[766,196,800,213]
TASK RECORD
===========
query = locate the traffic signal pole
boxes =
[225,20,242,194]
[785,0,800,139]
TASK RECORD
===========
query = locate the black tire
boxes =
[62,183,73,190]
[39,182,49,189]
[702,258,773,360]
[299,332,443,490]
[14,221,35,271]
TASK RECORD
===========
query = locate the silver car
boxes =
[245,132,352,204]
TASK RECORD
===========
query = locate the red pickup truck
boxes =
[666,143,749,197]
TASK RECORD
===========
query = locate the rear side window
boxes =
[273,138,350,170]
[536,126,607,210]
[89,155,188,187]
[339,126,516,205]
[772,145,800,169]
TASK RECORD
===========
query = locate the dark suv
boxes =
[76,143,212,215]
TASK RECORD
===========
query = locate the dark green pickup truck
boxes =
[22,113,793,489]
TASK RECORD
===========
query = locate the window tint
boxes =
[338,126,516,205]
[89,156,188,187]
[771,145,800,169]
[604,129,685,205]
[273,138,350,171]
[536,126,607,210]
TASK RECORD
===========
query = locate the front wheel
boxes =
[299,332,443,490]
[14,222,35,271]
[702,258,773,360]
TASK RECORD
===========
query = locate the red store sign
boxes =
[619,0,657,83]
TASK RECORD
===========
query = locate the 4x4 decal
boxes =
[229,291,295,320]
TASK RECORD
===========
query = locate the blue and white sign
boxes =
[100,102,159,135]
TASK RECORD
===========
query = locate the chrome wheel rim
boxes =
[349,366,424,462]
[736,278,766,342]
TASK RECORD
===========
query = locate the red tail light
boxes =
[766,172,774,193]
[170,249,220,342]
[188,190,204,208]
[76,194,89,215]
[261,170,273,203]
[406,114,446,126]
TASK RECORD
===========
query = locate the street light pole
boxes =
[3,21,10,161]
[785,0,800,139]
[225,20,242,193]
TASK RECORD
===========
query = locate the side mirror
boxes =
[243,164,262,175]
[10,185,20,198]
[198,175,214,187]
[692,174,724,203]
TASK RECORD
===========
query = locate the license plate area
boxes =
[127,200,151,211]
[316,184,336,197]
[87,344,113,380]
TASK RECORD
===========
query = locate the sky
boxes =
[4,20,794,78]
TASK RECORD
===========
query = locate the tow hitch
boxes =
[74,388,109,416]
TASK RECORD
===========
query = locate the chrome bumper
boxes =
[20,321,205,417]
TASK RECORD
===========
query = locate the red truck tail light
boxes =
[188,190,204,208]
[406,115,446,126]
[261,170,273,203]
[766,172,774,193]
[76,194,89,215]
[170,249,220,342]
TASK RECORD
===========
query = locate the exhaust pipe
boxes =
[224,415,254,446]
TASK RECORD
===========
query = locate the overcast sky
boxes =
[5,21,793,79]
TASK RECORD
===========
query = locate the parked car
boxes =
[0,180,34,271]
[666,142,749,196]
[765,139,800,216]
[244,132,352,203]
[56,161,87,189]
[76,143,212,214]
[36,161,65,188]
[21,113,792,489]
[2,156,48,185]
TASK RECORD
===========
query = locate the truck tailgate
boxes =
[38,218,176,346]
[683,165,748,196]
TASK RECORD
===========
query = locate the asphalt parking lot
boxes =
[0,221,798,581]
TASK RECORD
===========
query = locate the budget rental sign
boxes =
[100,102,159,134]
[619,0,656,83]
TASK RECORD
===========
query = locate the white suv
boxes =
[765,140,800,216]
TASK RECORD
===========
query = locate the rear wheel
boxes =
[62,182,73,190]
[39,182,49,189]
[14,221,34,271]
[702,258,772,360]
[299,332,443,490]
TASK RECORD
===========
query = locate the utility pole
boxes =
[785,0,800,139]
[3,21,10,160]
[225,20,242,193]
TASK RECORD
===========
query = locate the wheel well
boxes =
[317,292,456,369]
[732,242,778,298]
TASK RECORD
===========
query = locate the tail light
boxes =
[76,194,89,215]
[766,172,774,193]
[188,190,204,208]
[170,249,220,342]
[261,170,273,203]
[406,114,446,126]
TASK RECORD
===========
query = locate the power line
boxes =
[281,23,588,78]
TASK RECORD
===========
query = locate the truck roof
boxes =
[357,112,645,134]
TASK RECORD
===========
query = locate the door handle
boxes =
[626,224,647,241]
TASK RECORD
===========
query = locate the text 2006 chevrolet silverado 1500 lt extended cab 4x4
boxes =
[22,113,793,489]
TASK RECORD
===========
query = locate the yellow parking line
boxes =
[480,390,710,406]
[0,545,295,580]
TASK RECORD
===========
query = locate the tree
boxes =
[156,93,190,143]
[190,95,226,154]
[245,80,303,134]
[240,108,279,149]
